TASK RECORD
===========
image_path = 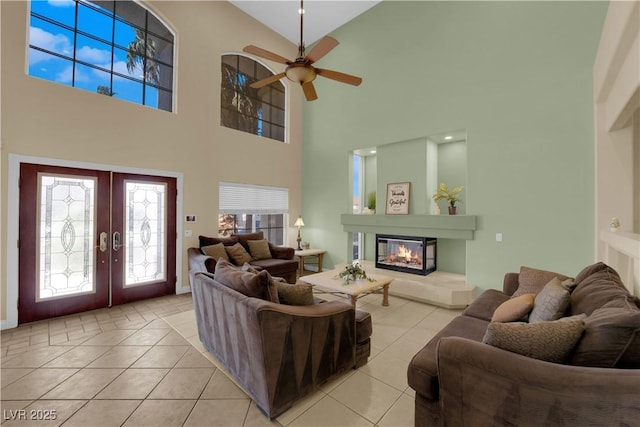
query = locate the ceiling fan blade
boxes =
[242,45,291,65]
[250,72,286,89]
[316,68,363,86]
[302,81,318,101]
[304,36,339,64]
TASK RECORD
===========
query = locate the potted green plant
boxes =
[432,183,463,215]
[366,192,376,214]
[337,261,374,284]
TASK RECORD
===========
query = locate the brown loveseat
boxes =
[199,231,299,283]
[188,249,372,419]
[408,262,640,426]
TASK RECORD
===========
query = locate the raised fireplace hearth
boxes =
[376,234,436,276]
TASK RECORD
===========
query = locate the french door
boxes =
[18,163,177,324]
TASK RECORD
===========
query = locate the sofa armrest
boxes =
[187,248,215,285]
[436,337,640,426]
[502,272,519,296]
[269,243,295,260]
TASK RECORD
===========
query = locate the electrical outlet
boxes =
[496,232,503,242]
[184,230,192,237]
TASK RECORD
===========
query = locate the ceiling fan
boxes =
[242,0,363,101]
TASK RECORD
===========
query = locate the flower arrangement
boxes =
[432,183,463,207]
[337,261,374,284]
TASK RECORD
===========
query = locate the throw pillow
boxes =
[275,281,315,306]
[214,259,273,300]
[570,304,640,368]
[241,262,261,274]
[225,243,253,265]
[491,293,535,322]
[236,232,265,250]
[528,278,570,323]
[247,239,272,261]
[239,263,278,302]
[560,278,578,293]
[482,314,587,363]
[201,243,230,262]
[512,266,572,297]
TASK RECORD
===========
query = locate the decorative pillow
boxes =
[247,239,272,260]
[482,314,586,363]
[225,243,253,265]
[240,263,277,302]
[241,262,261,275]
[570,304,640,368]
[201,243,230,262]
[560,278,578,293]
[213,259,277,302]
[235,232,264,250]
[512,266,572,297]
[528,278,570,323]
[491,293,535,322]
[275,281,315,306]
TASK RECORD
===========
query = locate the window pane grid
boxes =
[218,214,285,246]
[29,0,174,112]
[220,54,286,142]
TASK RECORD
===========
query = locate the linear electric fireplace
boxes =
[375,234,436,276]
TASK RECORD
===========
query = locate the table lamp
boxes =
[294,216,305,250]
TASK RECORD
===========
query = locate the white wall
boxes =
[594,0,640,295]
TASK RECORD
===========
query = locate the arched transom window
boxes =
[28,0,175,112]
[221,54,286,142]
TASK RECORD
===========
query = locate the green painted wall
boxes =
[437,140,468,273]
[437,141,467,215]
[302,1,607,289]
[378,138,427,214]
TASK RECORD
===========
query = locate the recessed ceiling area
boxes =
[229,1,381,45]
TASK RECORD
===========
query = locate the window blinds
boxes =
[219,182,289,214]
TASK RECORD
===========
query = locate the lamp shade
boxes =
[294,216,305,227]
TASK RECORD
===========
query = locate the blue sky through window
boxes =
[29,0,169,110]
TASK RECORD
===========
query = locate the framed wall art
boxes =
[385,182,410,215]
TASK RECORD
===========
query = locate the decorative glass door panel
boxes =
[37,174,97,300]
[125,181,167,287]
[19,164,110,324]
[110,173,176,306]
[19,164,176,324]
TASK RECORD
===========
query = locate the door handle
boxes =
[113,231,124,252]
[97,232,108,252]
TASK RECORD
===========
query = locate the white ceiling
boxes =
[229,1,381,45]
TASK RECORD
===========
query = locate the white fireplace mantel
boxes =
[340,214,477,240]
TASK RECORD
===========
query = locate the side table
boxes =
[294,249,326,276]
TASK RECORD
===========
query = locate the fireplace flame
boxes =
[385,244,423,266]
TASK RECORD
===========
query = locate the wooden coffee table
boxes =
[299,268,393,307]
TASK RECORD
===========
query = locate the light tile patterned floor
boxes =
[1,292,460,426]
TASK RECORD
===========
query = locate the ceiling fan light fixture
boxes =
[285,64,317,84]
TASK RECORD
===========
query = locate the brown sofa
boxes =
[188,248,372,419]
[408,262,640,426]
[198,231,299,283]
